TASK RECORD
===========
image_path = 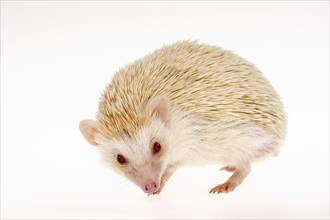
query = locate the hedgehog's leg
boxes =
[209,164,251,194]
[220,166,236,172]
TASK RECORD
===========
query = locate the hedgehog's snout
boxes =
[135,162,162,194]
[142,179,159,194]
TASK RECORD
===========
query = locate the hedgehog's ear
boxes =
[144,96,171,122]
[79,120,100,146]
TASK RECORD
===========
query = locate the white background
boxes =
[1,1,329,219]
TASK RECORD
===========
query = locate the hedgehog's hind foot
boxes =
[220,166,236,172]
[209,165,251,194]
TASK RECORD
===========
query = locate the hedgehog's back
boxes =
[97,41,287,140]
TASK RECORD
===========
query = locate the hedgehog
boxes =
[79,41,287,195]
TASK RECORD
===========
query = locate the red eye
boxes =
[117,154,126,164]
[153,142,161,154]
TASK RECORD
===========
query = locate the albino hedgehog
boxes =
[79,41,287,195]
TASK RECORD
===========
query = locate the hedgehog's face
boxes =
[102,117,170,194]
[79,96,173,195]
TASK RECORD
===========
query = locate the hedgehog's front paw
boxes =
[209,181,237,194]
[148,181,165,196]
[150,186,163,196]
[150,189,162,196]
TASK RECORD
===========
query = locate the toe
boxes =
[209,182,236,194]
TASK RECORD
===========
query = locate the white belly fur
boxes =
[166,108,283,168]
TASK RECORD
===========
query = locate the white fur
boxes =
[96,106,282,178]
[166,107,281,168]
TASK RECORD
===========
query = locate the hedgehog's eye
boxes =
[117,154,127,164]
[152,142,161,154]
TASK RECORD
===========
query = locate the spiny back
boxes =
[97,41,287,140]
